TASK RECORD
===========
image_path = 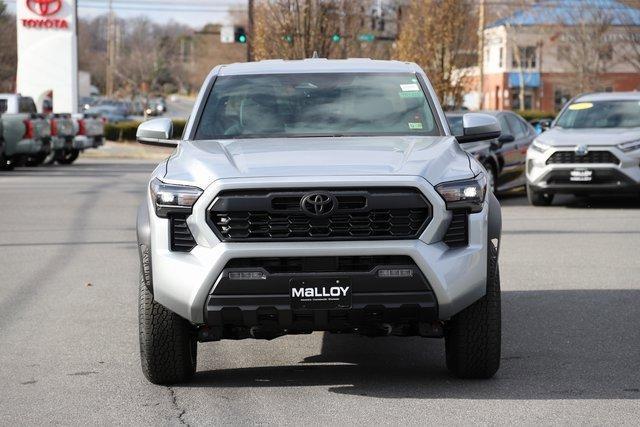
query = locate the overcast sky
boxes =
[6,0,246,28]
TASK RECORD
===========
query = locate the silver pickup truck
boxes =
[56,113,105,165]
[0,94,51,170]
[44,113,76,165]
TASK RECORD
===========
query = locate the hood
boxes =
[162,136,474,189]
[537,127,640,147]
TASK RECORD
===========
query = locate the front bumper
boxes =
[148,176,490,324]
[527,146,640,194]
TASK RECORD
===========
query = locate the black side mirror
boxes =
[498,134,515,144]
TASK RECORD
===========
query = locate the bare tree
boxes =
[0,1,17,92]
[394,0,477,107]
[554,4,618,93]
[252,0,373,60]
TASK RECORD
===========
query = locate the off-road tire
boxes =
[526,184,554,206]
[445,243,501,379]
[25,154,47,167]
[138,272,197,384]
[57,149,80,165]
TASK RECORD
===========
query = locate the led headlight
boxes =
[530,139,551,153]
[435,173,487,213]
[618,139,640,153]
[150,178,203,217]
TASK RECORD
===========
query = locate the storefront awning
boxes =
[508,72,540,88]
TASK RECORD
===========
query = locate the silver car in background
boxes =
[526,92,640,205]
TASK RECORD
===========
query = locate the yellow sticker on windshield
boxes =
[568,102,593,110]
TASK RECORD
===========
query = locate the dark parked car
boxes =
[447,110,536,194]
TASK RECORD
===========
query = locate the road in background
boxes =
[1,160,639,424]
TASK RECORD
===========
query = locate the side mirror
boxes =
[498,134,515,144]
[136,118,178,147]
[455,113,501,144]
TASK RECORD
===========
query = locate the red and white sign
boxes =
[17,0,78,113]
[21,0,68,29]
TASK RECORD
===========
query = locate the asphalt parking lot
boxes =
[1,159,639,424]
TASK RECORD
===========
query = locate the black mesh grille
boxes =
[443,210,468,247]
[546,151,620,165]
[170,215,196,252]
[225,255,416,274]
[209,188,431,242]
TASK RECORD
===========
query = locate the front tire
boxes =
[445,243,501,379]
[0,152,14,171]
[526,184,554,206]
[138,272,197,384]
[57,149,80,165]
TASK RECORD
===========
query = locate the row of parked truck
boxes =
[0,94,104,170]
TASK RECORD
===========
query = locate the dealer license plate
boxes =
[570,169,593,182]
[290,278,352,310]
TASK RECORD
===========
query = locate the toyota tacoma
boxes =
[136,59,503,384]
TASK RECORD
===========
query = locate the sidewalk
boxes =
[83,141,174,160]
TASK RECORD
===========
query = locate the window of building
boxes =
[498,47,503,68]
[511,89,533,110]
[599,45,613,61]
[554,88,572,111]
[512,46,537,69]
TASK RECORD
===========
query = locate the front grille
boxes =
[443,210,468,247]
[546,151,620,165]
[170,215,196,252]
[225,255,416,274]
[209,188,431,241]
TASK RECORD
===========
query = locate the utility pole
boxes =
[247,0,254,62]
[106,0,115,97]
[477,0,485,109]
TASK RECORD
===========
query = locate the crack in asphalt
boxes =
[168,387,189,426]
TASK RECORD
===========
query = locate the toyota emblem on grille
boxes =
[575,144,589,156]
[301,192,336,217]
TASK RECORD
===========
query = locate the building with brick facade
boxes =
[461,0,640,113]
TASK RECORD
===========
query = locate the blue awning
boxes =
[508,72,540,88]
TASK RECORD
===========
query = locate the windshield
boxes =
[194,73,439,139]
[556,100,640,129]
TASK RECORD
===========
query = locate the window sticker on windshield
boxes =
[408,122,423,129]
[399,91,422,98]
[568,102,593,111]
[400,83,420,92]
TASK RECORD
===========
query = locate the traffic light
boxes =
[235,27,247,43]
[331,33,341,43]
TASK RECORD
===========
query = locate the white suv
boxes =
[136,59,503,384]
[526,92,640,205]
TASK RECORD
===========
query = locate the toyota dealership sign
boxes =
[17,0,78,113]
[22,0,69,29]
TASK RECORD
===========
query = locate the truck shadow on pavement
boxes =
[186,289,640,400]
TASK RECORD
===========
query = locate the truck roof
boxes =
[217,58,421,76]
[575,92,640,102]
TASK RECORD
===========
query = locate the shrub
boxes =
[105,119,187,142]
[516,110,556,122]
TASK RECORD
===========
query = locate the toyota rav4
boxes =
[136,59,503,384]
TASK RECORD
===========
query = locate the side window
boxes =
[497,115,513,137]
[18,97,37,114]
[506,114,527,139]
[0,99,7,114]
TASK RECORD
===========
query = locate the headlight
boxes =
[618,139,640,153]
[530,140,551,153]
[435,173,487,213]
[150,178,203,217]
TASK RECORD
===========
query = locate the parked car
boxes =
[0,94,51,170]
[526,92,640,205]
[447,110,536,194]
[135,59,503,384]
[87,105,129,124]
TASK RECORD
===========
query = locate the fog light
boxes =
[378,269,413,278]
[228,271,266,280]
